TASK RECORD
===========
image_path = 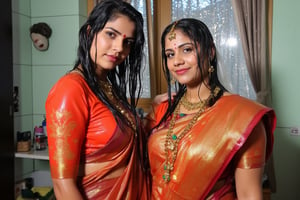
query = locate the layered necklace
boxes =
[99,80,136,132]
[181,92,207,111]
[163,87,220,183]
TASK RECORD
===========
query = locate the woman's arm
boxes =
[143,92,175,130]
[46,75,88,199]
[152,93,170,106]
[52,179,83,200]
[234,121,267,200]
[235,167,264,200]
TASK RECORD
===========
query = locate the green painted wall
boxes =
[12,0,87,185]
[271,0,300,199]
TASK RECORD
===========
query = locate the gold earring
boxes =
[208,66,214,78]
[171,76,176,85]
[208,66,214,73]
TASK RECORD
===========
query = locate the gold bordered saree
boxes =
[46,73,149,200]
[147,95,276,199]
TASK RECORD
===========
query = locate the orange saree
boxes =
[46,72,148,199]
[147,95,276,199]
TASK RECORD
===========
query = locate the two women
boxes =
[46,2,276,198]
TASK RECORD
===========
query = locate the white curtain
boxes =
[172,0,255,99]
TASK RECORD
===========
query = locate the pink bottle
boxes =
[34,126,46,150]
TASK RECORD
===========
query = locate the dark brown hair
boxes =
[30,22,52,38]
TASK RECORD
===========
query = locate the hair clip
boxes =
[168,21,178,41]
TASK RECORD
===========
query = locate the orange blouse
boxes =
[46,72,117,179]
[46,72,149,199]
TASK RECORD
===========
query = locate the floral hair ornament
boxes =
[168,21,178,41]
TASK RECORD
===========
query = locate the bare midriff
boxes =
[78,162,126,180]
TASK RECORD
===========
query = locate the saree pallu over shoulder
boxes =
[46,73,149,200]
[148,95,276,199]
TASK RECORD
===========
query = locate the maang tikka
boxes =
[168,21,178,41]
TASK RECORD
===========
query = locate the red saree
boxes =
[46,72,148,199]
[147,95,276,199]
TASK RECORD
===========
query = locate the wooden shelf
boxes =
[15,149,49,160]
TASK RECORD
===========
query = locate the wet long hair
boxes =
[73,0,148,189]
[157,18,227,128]
[74,0,144,118]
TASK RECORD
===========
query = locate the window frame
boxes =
[87,0,273,113]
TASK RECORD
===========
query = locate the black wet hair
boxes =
[72,0,149,193]
[157,18,227,128]
[74,0,144,127]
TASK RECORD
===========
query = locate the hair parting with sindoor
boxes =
[155,18,227,129]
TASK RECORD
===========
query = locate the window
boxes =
[87,0,257,113]
[171,0,256,99]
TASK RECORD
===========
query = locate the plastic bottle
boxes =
[34,126,46,150]
[42,116,47,137]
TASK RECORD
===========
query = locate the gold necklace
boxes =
[181,93,207,111]
[99,80,136,131]
[163,87,220,183]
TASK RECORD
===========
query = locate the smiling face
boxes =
[165,30,209,88]
[90,14,135,80]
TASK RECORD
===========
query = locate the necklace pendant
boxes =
[172,134,177,140]
[167,140,175,150]
[163,172,171,183]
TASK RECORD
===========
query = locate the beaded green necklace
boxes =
[163,87,220,183]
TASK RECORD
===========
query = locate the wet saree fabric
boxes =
[46,72,148,199]
[147,95,276,199]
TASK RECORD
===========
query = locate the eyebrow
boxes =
[165,42,193,51]
[104,27,134,39]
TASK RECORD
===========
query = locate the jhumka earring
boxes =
[171,76,176,85]
[168,21,178,41]
[208,66,214,79]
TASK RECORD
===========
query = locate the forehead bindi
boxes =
[105,15,135,38]
[166,31,191,49]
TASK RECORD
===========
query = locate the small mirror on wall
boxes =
[30,22,52,51]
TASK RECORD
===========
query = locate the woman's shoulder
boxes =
[154,101,169,113]
[57,71,86,85]
[47,71,90,100]
[218,93,273,113]
[221,92,257,104]
[52,71,88,90]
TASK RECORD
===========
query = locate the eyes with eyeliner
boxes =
[165,44,194,59]
[105,30,134,49]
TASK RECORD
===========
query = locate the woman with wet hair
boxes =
[146,18,276,199]
[46,0,149,199]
